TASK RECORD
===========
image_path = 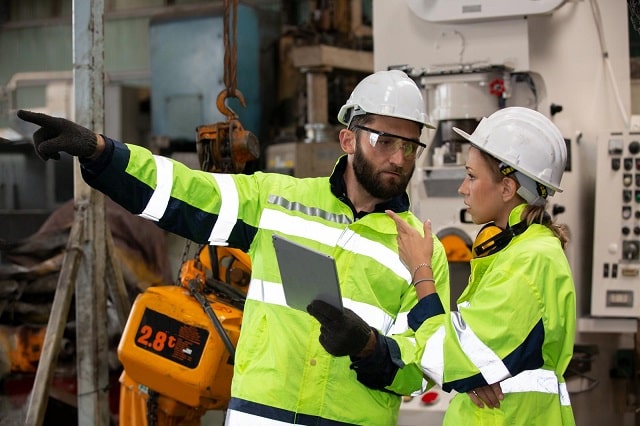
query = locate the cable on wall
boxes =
[590,0,630,128]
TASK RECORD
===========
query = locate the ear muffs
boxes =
[472,221,528,258]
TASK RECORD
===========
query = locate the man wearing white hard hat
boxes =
[16,70,452,425]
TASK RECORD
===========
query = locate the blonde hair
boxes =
[521,204,570,248]
[479,150,569,248]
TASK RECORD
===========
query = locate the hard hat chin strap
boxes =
[499,162,549,206]
[514,171,548,206]
[344,106,367,128]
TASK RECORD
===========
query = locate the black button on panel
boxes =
[625,158,634,171]
[612,158,621,170]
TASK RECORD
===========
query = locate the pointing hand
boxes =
[17,110,98,161]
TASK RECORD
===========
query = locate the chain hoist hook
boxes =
[216,88,246,120]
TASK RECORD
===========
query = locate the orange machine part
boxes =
[440,234,473,262]
[198,246,251,293]
[178,259,207,293]
[118,370,207,426]
[117,285,242,409]
[196,120,259,174]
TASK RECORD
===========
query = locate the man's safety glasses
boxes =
[353,125,426,159]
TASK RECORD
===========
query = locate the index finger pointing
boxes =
[17,110,57,127]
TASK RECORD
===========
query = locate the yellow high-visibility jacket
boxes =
[82,138,451,425]
[410,204,576,426]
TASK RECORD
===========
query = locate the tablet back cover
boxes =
[272,234,343,311]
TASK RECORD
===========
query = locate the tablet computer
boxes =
[272,234,343,312]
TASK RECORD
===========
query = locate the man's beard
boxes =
[353,141,414,200]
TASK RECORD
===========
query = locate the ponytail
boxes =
[521,204,570,249]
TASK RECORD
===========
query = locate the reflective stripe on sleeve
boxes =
[387,312,409,335]
[139,156,173,221]
[420,311,510,385]
[450,311,510,383]
[208,173,239,244]
[420,325,446,386]
[559,382,571,406]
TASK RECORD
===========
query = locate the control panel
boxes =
[591,130,640,317]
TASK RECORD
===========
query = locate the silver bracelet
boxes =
[412,262,432,282]
[412,278,435,287]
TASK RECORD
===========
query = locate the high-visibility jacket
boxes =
[410,204,576,425]
[81,138,451,426]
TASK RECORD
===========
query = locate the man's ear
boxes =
[339,128,355,154]
[502,177,518,202]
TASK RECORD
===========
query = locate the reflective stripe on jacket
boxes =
[82,139,451,425]
[413,204,576,426]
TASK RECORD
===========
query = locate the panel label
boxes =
[133,308,209,369]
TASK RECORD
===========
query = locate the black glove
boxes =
[17,109,98,161]
[307,300,372,357]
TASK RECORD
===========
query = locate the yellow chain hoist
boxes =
[117,1,255,424]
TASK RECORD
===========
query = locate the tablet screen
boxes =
[272,234,343,312]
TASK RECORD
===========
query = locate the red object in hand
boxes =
[421,391,439,405]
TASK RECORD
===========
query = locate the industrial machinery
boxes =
[117,246,249,425]
[116,1,257,423]
[590,130,640,317]
[397,64,552,307]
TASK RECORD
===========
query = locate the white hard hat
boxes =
[453,107,566,195]
[337,70,435,129]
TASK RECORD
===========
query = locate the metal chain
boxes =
[146,389,158,426]
[631,0,640,34]
[175,238,193,285]
[223,0,239,97]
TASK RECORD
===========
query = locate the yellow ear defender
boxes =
[472,221,528,258]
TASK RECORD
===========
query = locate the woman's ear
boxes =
[502,177,518,202]
[339,128,355,154]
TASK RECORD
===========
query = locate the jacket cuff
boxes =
[80,135,115,178]
[349,328,402,390]
[408,293,445,331]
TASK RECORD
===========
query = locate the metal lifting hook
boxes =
[216,88,246,119]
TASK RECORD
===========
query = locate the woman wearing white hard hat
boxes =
[387,106,576,425]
